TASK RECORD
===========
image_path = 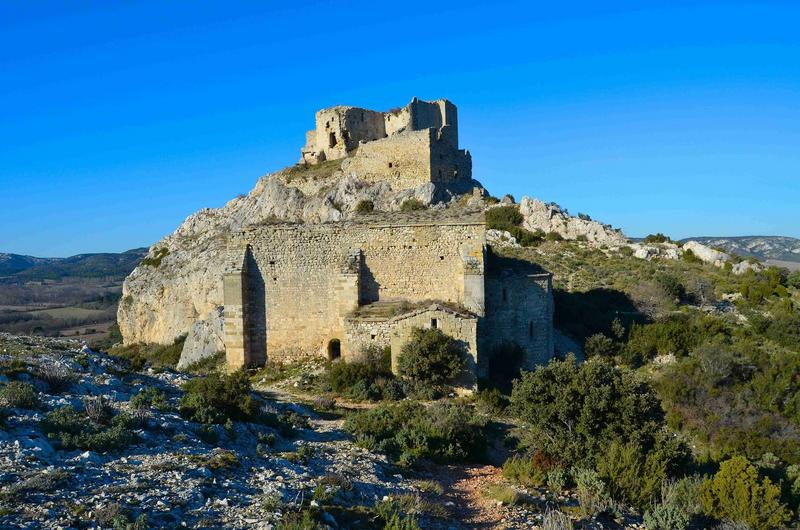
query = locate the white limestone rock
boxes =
[682,241,730,267]
[177,307,225,370]
[518,197,627,245]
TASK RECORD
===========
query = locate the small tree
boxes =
[584,333,616,358]
[699,456,791,530]
[396,328,463,386]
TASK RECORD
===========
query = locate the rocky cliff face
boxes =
[118,164,485,367]
[518,197,628,246]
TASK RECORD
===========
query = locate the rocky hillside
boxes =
[118,158,631,367]
[682,236,800,268]
[0,249,147,282]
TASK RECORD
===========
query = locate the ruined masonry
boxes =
[224,98,554,386]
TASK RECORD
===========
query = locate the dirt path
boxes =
[426,464,514,529]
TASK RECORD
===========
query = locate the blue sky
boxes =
[1,1,798,257]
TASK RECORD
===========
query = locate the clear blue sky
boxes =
[1,1,798,257]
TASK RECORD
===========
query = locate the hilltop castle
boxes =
[300,97,472,190]
[221,98,554,386]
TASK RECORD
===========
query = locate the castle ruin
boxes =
[223,98,554,386]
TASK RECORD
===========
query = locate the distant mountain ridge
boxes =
[681,236,800,265]
[0,248,148,281]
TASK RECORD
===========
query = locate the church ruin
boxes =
[223,98,554,385]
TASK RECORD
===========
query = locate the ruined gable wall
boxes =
[307,107,386,162]
[230,217,485,363]
[430,133,472,183]
[482,273,554,370]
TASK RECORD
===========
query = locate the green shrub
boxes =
[584,333,616,358]
[788,270,800,289]
[573,467,611,516]
[596,439,686,509]
[545,231,564,242]
[644,503,690,530]
[486,205,524,229]
[327,348,401,401]
[184,351,225,375]
[510,355,664,466]
[344,401,487,467]
[485,206,543,246]
[0,381,39,409]
[644,233,671,244]
[355,199,375,213]
[699,456,791,530]
[474,388,508,415]
[396,328,464,387]
[546,468,569,493]
[682,249,702,264]
[502,451,558,488]
[400,198,426,211]
[130,386,168,411]
[179,370,258,425]
[110,334,186,370]
[41,406,137,452]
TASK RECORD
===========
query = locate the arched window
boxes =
[327,339,341,361]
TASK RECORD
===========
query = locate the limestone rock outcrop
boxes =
[519,197,627,245]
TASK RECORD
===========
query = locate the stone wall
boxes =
[225,212,486,366]
[482,270,554,370]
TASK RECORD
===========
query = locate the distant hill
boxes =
[681,236,800,269]
[0,248,148,282]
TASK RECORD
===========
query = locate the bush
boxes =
[474,388,508,415]
[396,328,464,387]
[41,406,137,452]
[644,233,671,244]
[682,249,702,264]
[644,503,690,530]
[327,348,401,401]
[355,199,374,213]
[596,438,690,509]
[699,456,791,530]
[502,451,558,488]
[584,333,616,358]
[788,270,800,289]
[130,386,168,411]
[400,198,426,212]
[35,363,75,393]
[485,205,543,246]
[546,468,569,493]
[486,205,524,229]
[573,467,611,516]
[109,334,186,370]
[545,231,564,242]
[0,381,39,409]
[344,401,487,467]
[541,508,573,530]
[179,370,259,425]
[510,355,665,466]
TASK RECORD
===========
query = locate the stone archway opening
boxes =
[327,339,341,361]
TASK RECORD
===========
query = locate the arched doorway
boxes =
[327,339,341,361]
